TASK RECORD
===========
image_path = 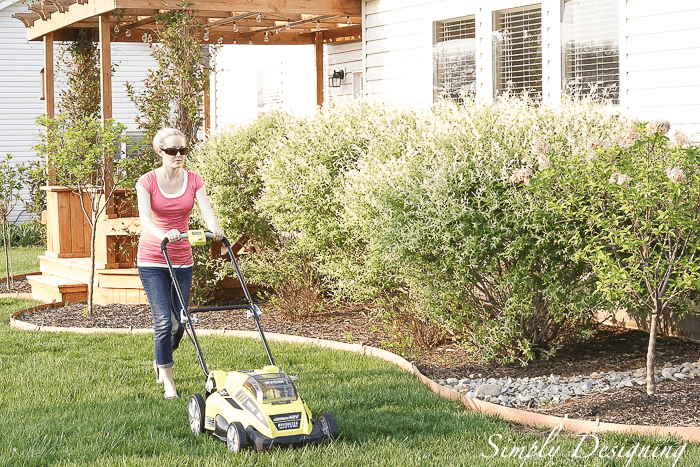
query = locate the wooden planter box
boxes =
[42,186,92,258]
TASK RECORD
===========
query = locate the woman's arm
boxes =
[136,183,180,242]
[195,186,224,241]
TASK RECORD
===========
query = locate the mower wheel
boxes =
[226,421,248,452]
[317,412,339,440]
[188,394,206,435]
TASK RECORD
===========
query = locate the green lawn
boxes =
[0,298,697,466]
[0,246,42,276]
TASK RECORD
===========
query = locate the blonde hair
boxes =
[152,128,186,152]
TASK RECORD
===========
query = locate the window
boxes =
[562,0,619,103]
[493,5,542,97]
[257,66,280,111]
[352,71,363,99]
[433,16,476,103]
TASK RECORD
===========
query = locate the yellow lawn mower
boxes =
[161,231,339,452]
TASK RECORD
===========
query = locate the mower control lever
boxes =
[160,230,222,251]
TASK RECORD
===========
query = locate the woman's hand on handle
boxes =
[211,228,224,242]
[165,229,181,243]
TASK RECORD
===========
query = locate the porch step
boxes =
[36,255,147,305]
[39,255,92,285]
[26,274,87,304]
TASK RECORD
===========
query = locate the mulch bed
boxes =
[10,298,700,429]
[0,277,32,294]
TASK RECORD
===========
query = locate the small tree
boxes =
[537,121,700,395]
[35,114,129,314]
[18,159,48,220]
[0,155,25,288]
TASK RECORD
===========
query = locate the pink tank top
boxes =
[137,170,204,266]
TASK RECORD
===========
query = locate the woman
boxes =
[136,128,224,400]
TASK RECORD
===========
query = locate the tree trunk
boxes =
[646,305,660,395]
[88,217,97,315]
[2,219,12,288]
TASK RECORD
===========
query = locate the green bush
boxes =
[257,103,421,302]
[188,113,288,247]
[2,221,45,247]
[340,96,628,362]
[198,97,700,364]
[239,242,325,319]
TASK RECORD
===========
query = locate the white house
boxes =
[218,0,699,138]
[360,0,700,137]
[0,0,155,222]
[5,0,699,188]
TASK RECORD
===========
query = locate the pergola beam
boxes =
[114,0,360,16]
[25,0,360,41]
[315,31,323,107]
[27,0,116,41]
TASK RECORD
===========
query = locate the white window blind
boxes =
[257,66,280,110]
[562,0,619,103]
[433,17,476,103]
[493,6,542,97]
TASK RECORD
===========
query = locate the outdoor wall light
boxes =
[329,70,346,88]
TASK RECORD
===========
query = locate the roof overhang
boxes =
[13,0,362,45]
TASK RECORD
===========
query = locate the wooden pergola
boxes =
[13,0,362,305]
[14,0,362,117]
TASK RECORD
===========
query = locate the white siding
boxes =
[363,0,700,136]
[364,0,442,107]
[0,2,48,223]
[326,40,362,101]
[279,46,317,116]
[110,43,158,134]
[1,2,156,221]
[624,0,700,136]
[0,2,44,165]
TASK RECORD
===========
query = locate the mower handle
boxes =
[160,231,230,251]
[158,230,277,371]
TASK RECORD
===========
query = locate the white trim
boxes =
[618,0,628,111]
[361,0,367,98]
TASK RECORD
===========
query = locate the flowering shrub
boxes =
[256,103,413,301]
[198,96,699,366]
[533,120,700,393]
[187,113,287,247]
[342,96,626,362]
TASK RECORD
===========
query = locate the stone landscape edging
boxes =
[8,305,700,443]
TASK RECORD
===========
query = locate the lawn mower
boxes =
[161,230,339,452]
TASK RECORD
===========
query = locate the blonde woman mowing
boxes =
[136,128,224,400]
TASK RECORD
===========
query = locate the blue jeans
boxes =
[138,266,192,368]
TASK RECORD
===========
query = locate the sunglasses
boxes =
[160,147,188,156]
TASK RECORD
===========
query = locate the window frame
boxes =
[492,4,543,99]
[433,15,477,103]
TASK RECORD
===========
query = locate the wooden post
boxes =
[98,13,115,216]
[43,32,54,118]
[43,32,56,185]
[99,14,113,125]
[315,31,324,107]
[98,13,117,268]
